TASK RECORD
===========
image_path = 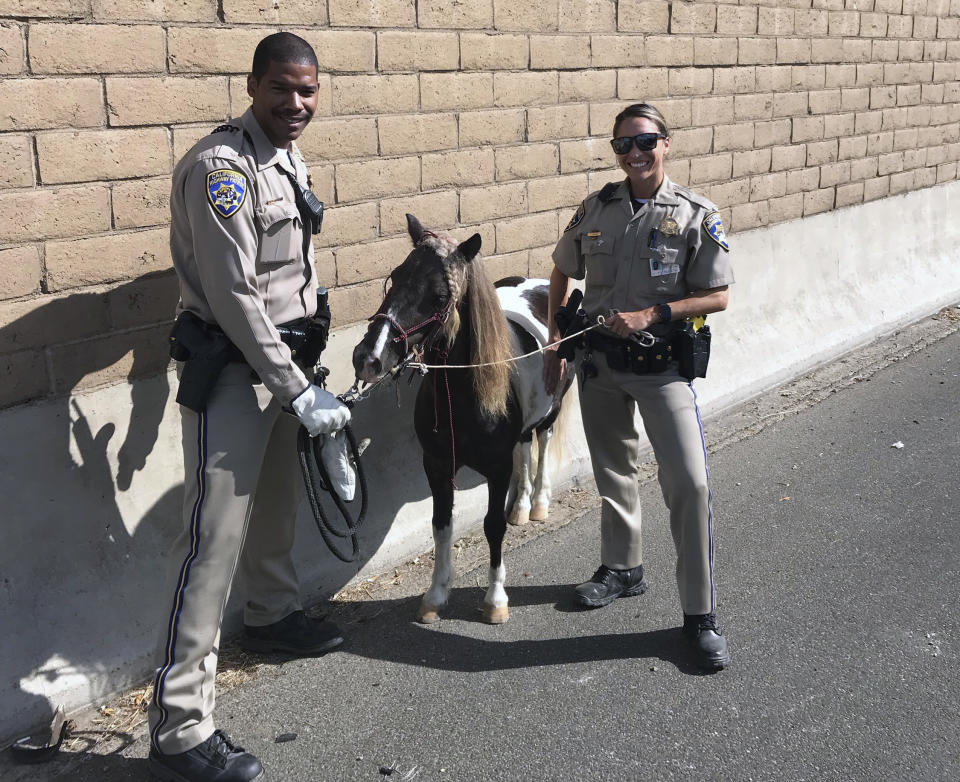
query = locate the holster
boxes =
[293,287,330,369]
[675,322,711,381]
[553,289,586,361]
[169,311,238,412]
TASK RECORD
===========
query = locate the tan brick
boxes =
[91,0,216,22]
[861,174,889,200]
[336,236,415,286]
[754,118,793,147]
[560,70,616,101]
[447,221,496,254]
[306,164,335,205]
[867,130,894,154]
[903,147,927,170]
[749,171,786,201]
[0,0,85,18]
[296,31,376,73]
[0,245,41,299]
[494,0,559,31]
[420,73,493,112]
[840,87,871,112]
[314,202,378,249]
[810,38,842,64]
[731,200,769,230]
[222,0,328,24]
[378,113,458,155]
[587,167,626,192]
[418,0,493,28]
[494,72,558,107]
[694,37,739,66]
[838,136,868,160]
[802,187,834,215]
[329,0,415,27]
[688,153,733,184]
[877,151,904,174]
[856,63,884,87]
[618,67,669,99]
[0,185,110,243]
[937,161,958,183]
[618,0,669,33]
[834,181,864,207]
[826,64,857,89]
[480,250,529,282]
[646,36,694,66]
[932,63,956,83]
[379,191,459,236]
[531,104,589,141]
[170,125,209,162]
[733,148,772,177]
[36,128,170,185]
[668,67,713,96]
[766,192,804,223]
[791,65,826,90]
[0,349,47,408]
[719,6,758,35]
[0,78,103,131]
[527,173,589,212]
[106,269,179,330]
[588,102,622,137]
[739,37,777,65]
[870,85,897,109]
[785,166,819,194]
[915,165,937,188]
[460,33,529,70]
[828,10,860,35]
[671,3,716,34]
[873,39,900,63]
[708,179,750,209]
[771,144,807,171]
[714,122,755,153]
[528,244,558,278]
[894,127,920,152]
[820,160,851,186]
[460,182,528,223]
[296,118,378,162]
[0,22,23,75]
[823,113,854,138]
[655,97,693,128]
[591,34,644,68]
[888,170,914,194]
[671,127,714,157]
[733,93,773,121]
[899,39,925,61]
[494,143,559,181]
[884,62,911,85]
[792,116,825,143]
[167,27,274,74]
[914,15,938,38]
[559,138,613,172]
[46,227,169,291]
[778,37,811,64]
[755,66,793,93]
[422,148,494,189]
[795,9,829,36]
[808,89,841,115]
[377,31,459,72]
[0,293,108,355]
[693,95,734,126]
[897,84,922,106]
[459,109,526,146]
[909,62,934,83]
[855,111,883,135]
[496,211,558,253]
[925,141,947,164]
[531,35,591,70]
[714,66,757,94]
[940,17,960,39]
[332,75,418,115]
[112,177,171,229]
[107,77,228,126]
[860,12,888,36]
[559,0,616,32]
[0,135,33,189]
[668,158,691,186]
[336,156,420,202]
[50,325,171,393]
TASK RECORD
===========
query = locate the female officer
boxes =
[544,103,734,669]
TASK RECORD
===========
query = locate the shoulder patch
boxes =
[702,212,729,252]
[206,169,247,218]
[598,182,619,203]
[564,202,585,233]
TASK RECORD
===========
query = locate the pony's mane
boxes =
[423,229,512,419]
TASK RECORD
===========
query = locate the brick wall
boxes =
[1,0,958,408]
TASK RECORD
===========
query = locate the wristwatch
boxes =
[655,303,672,324]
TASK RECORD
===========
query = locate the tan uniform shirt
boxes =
[170,107,317,406]
[553,176,735,326]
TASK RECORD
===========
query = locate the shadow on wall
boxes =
[0,277,463,746]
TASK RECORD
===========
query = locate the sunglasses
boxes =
[610,133,668,154]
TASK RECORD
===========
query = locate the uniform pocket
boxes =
[256,201,300,266]
[582,236,616,286]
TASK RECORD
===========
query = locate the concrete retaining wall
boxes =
[2,180,959,743]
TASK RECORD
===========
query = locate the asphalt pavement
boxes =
[5,318,959,782]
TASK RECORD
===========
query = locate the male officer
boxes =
[149,33,350,782]
[545,103,734,670]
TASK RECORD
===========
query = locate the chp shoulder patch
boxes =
[564,202,585,233]
[702,211,729,251]
[206,169,247,218]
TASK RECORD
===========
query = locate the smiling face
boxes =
[613,115,670,200]
[247,59,319,149]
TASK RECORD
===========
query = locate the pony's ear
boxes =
[406,214,425,245]
[456,233,482,263]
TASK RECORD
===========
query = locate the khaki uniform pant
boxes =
[579,356,716,616]
[149,364,304,754]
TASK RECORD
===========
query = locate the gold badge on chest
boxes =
[657,216,680,236]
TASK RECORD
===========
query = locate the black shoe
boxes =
[574,564,647,608]
[149,730,263,782]
[241,610,344,656]
[683,613,729,670]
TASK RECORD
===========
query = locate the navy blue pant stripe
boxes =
[689,383,716,613]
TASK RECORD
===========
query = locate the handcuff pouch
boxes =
[675,322,711,381]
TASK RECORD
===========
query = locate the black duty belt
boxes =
[586,329,677,375]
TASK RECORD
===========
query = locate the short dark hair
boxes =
[612,103,669,138]
[251,32,319,79]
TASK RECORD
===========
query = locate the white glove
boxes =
[291,384,350,437]
[320,430,356,502]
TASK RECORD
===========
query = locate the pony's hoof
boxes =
[529,504,549,521]
[416,604,441,624]
[508,508,529,526]
[482,604,510,624]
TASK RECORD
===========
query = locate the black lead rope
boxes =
[296,421,369,563]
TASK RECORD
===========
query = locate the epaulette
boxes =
[211,124,240,134]
[598,182,619,203]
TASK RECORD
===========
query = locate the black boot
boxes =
[574,564,647,608]
[149,730,263,782]
[683,613,729,670]
[241,610,344,656]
